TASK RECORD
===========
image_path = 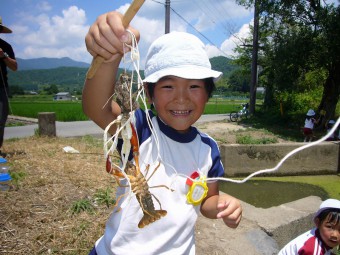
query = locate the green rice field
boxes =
[9,95,247,121]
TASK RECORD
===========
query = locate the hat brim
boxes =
[0,25,12,33]
[313,199,340,220]
[143,65,222,83]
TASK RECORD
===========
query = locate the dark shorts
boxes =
[303,128,313,136]
[89,247,97,255]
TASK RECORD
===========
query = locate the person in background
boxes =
[0,16,18,157]
[303,109,319,142]
[325,120,340,141]
[278,198,340,255]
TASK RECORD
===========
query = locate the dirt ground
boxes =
[194,120,291,145]
[0,121,293,255]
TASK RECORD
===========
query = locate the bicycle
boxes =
[229,103,249,122]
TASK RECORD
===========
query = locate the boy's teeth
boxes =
[173,110,189,114]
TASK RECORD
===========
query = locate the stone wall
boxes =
[220,142,340,177]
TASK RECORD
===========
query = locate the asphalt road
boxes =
[4,114,229,140]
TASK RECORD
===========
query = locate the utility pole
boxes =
[165,0,170,33]
[249,0,259,115]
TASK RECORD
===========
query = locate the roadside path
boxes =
[4,114,229,140]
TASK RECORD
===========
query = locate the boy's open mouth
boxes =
[171,110,191,116]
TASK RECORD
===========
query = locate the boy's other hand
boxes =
[216,195,242,228]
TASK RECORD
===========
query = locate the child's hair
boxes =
[146,77,216,99]
[316,208,340,225]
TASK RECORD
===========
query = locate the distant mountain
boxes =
[8,56,238,92]
[210,56,238,78]
[16,57,90,70]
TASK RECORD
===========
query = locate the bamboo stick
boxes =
[86,0,145,79]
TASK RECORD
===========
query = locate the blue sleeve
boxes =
[201,135,224,178]
[134,108,154,146]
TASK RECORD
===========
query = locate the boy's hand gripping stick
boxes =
[86,0,145,79]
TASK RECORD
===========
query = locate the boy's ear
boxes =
[144,83,153,104]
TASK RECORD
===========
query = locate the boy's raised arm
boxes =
[82,11,140,133]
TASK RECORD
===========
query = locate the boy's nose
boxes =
[174,88,189,103]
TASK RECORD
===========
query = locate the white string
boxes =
[205,116,340,184]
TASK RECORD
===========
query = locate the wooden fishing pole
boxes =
[86,0,145,79]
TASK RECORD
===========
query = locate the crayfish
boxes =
[104,72,168,228]
[106,123,168,228]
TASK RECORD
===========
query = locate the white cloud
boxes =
[193,0,252,35]
[4,0,253,65]
[12,6,90,62]
[220,22,252,58]
[36,1,52,12]
[205,45,224,58]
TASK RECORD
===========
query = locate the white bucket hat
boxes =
[314,199,340,220]
[143,31,222,83]
[306,109,316,116]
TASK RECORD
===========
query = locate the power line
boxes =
[149,0,231,57]
[169,6,231,57]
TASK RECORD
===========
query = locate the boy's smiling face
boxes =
[149,76,209,133]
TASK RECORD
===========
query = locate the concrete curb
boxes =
[196,196,322,255]
[8,115,38,123]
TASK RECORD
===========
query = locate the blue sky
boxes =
[2,0,339,68]
[1,0,255,66]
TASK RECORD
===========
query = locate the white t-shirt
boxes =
[95,109,224,255]
[304,118,315,129]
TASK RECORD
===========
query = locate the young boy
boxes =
[83,11,242,255]
[278,199,340,255]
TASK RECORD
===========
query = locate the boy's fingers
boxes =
[86,11,140,60]
[216,198,242,228]
[223,209,242,228]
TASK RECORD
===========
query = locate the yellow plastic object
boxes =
[186,175,208,206]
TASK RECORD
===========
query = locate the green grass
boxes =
[204,99,245,114]
[10,101,88,121]
[69,198,94,214]
[9,96,248,121]
[251,175,340,200]
[9,170,27,188]
[236,134,278,144]
[94,188,116,208]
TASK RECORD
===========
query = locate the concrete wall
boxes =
[220,142,340,177]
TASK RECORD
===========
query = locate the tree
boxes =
[229,69,251,92]
[9,85,25,96]
[235,0,339,126]
[43,84,59,95]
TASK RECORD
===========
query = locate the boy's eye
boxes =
[160,85,173,89]
[325,223,335,230]
[190,85,201,89]
[190,82,205,89]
